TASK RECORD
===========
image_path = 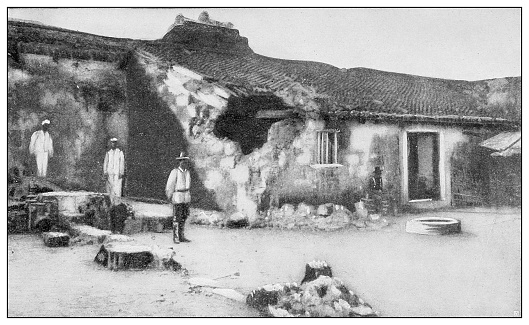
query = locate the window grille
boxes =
[316,130,339,164]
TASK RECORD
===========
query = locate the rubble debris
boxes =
[226,212,249,228]
[316,203,334,216]
[189,210,225,226]
[8,202,29,233]
[189,202,390,232]
[151,245,177,269]
[42,232,70,247]
[247,262,378,317]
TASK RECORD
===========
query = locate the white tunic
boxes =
[104,149,125,198]
[165,167,191,204]
[103,148,125,176]
[29,130,53,156]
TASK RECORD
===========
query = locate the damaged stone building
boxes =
[8,13,521,222]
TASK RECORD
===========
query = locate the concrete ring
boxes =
[405,217,461,235]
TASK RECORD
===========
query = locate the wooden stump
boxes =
[96,244,154,270]
[42,232,70,247]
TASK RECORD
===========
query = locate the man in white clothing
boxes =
[29,119,54,177]
[165,152,191,244]
[103,138,125,198]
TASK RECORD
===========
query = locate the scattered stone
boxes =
[295,202,316,218]
[351,305,375,316]
[247,262,378,317]
[226,212,248,228]
[352,220,367,228]
[190,210,225,226]
[317,203,334,216]
[212,288,246,302]
[42,232,70,247]
[151,245,176,269]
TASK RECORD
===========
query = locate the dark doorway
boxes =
[407,132,440,201]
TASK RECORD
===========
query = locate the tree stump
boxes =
[301,261,333,284]
[95,244,153,270]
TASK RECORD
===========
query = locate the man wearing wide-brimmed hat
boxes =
[165,152,192,244]
[103,138,125,198]
[29,119,54,177]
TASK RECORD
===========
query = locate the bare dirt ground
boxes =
[8,207,521,317]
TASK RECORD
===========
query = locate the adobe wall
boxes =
[8,53,128,190]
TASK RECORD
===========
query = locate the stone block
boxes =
[70,224,111,245]
[42,232,70,247]
[223,141,238,156]
[281,204,296,219]
[317,203,334,216]
[122,218,143,235]
[226,212,248,228]
[151,246,177,269]
[219,156,236,169]
[296,202,316,218]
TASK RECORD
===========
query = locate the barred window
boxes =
[316,130,339,164]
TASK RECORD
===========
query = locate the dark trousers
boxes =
[173,203,189,242]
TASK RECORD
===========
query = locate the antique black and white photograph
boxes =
[6,6,521,317]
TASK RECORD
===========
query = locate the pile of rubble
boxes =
[189,202,390,231]
[247,261,378,317]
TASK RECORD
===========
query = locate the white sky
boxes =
[7,7,521,81]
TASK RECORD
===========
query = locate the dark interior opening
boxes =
[408,132,440,201]
[213,94,287,155]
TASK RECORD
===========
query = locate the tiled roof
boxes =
[139,41,521,123]
[8,20,130,62]
[8,19,521,124]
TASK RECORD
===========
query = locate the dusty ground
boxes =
[8,207,521,317]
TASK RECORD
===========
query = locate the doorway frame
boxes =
[400,128,446,204]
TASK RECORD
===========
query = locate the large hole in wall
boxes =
[213,94,288,155]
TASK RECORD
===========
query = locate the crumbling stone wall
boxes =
[8,53,127,191]
[137,54,407,217]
